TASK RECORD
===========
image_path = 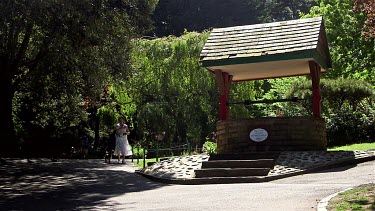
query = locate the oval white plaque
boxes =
[249,128,268,142]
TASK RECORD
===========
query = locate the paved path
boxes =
[1,159,374,211]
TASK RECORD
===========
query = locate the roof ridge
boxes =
[212,17,323,33]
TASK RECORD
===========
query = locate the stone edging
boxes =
[317,188,353,211]
[135,155,375,185]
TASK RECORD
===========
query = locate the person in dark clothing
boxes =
[81,136,90,159]
[104,130,116,163]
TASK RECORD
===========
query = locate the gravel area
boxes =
[140,154,209,179]
[269,150,375,175]
[138,150,375,179]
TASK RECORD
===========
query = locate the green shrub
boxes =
[325,104,375,146]
[131,145,147,159]
[202,141,217,155]
[286,78,375,146]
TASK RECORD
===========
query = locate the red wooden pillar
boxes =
[309,61,321,118]
[215,70,232,120]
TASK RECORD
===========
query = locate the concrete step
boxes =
[209,152,280,160]
[195,168,270,178]
[201,159,275,169]
[191,176,264,184]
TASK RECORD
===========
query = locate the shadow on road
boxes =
[0,159,166,210]
[317,164,357,173]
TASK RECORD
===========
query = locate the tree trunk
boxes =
[0,62,17,157]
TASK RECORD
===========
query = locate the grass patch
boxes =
[132,158,157,169]
[327,184,375,211]
[328,143,375,151]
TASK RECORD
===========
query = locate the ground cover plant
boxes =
[327,184,375,211]
[329,143,375,151]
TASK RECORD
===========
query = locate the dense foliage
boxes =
[2,0,375,158]
[294,0,375,145]
[354,0,375,38]
[117,32,218,149]
[1,0,158,156]
[286,78,375,146]
[151,0,316,36]
[302,0,375,84]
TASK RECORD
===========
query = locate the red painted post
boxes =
[309,61,321,118]
[219,95,227,120]
[220,72,229,120]
[216,71,232,121]
[225,74,233,120]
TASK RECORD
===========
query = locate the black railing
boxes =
[227,97,307,106]
[131,144,202,168]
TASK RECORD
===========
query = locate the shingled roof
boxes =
[200,17,331,81]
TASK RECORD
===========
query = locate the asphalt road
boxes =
[1,159,374,211]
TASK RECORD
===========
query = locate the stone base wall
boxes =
[216,117,327,154]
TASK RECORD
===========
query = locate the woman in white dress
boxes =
[115,116,132,163]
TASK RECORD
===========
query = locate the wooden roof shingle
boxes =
[200,17,332,81]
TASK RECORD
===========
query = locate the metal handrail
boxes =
[131,144,201,168]
[227,97,308,105]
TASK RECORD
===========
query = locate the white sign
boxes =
[249,128,268,142]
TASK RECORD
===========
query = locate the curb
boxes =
[317,188,352,211]
[135,155,375,185]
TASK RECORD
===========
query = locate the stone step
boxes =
[209,152,280,160]
[201,159,275,169]
[195,168,270,178]
[137,170,266,184]
[191,176,264,184]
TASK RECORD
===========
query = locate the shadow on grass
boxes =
[330,184,375,211]
[0,159,167,210]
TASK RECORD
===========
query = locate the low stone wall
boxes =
[216,117,327,154]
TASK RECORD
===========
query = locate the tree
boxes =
[97,84,137,142]
[151,0,316,37]
[270,0,316,21]
[302,0,375,84]
[354,0,375,38]
[151,0,261,37]
[128,32,218,148]
[0,0,158,156]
